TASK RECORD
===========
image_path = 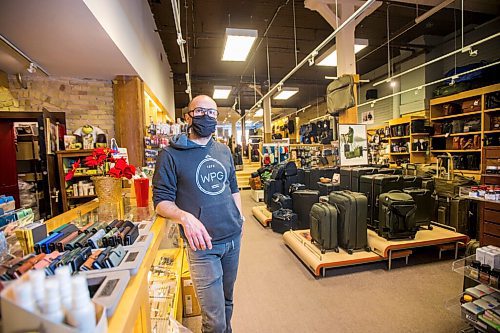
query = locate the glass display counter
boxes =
[1,190,186,333]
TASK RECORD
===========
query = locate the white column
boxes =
[263,96,272,143]
[336,3,356,76]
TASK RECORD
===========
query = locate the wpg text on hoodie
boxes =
[152,134,243,244]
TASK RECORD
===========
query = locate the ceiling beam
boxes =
[388,0,499,15]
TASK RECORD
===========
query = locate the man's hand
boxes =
[180,212,213,251]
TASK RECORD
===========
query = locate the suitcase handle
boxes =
[388,190,403,193]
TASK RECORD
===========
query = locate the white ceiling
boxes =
[0,0,136,79]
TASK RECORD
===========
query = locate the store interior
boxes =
[0,0,499,332]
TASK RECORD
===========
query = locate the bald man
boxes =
[153,95,243,333]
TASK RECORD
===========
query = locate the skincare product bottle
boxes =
[28,269,46,307]
[67,275,96,333]
[13,282,36,312]
[43,279,64,324]
[55,266,72,310]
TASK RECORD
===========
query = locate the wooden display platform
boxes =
[283,230,411,277]
[251,189,264,202]
[252,205,272,227]
[283,225,468,277]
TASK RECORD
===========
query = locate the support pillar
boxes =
[263,96,272,143]
[231,119,237,153]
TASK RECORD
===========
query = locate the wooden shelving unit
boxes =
[430,83,500,180]
[388,115,429,165]
[56,149,95,212]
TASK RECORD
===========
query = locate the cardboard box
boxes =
[182,276,201,317]
[484,249,500,270]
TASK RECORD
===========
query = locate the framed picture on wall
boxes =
[338,124,368,166]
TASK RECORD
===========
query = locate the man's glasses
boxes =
[188,107,218,118]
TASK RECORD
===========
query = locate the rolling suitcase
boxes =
[283,174,299,196]
[402,176,423,189]
[270,193,293,212]
[328,190,369,254]
[318,182,339,196]
[359,174,403,229]
[351,167,378,192]
[297,168,306,185]
[289,183,306,194]
[377,168,403,175]
[271,209,298,234]
[378,191,418,239]
[434,194,470,234]
[264,179,283,210]
[403,188,433,229]
[292,190,320,229]
[310,202,339,253]
[340,167,353,190]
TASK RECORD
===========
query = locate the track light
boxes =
[27,63,36,74]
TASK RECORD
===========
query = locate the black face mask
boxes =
[190,114,217,138]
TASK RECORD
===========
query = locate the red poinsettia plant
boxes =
[65,148,136,181]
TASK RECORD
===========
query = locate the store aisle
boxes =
[186,190,465,333]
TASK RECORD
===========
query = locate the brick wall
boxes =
[0,75,115,140]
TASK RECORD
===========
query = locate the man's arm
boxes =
[156,201,212,251]
[232,192,243,218]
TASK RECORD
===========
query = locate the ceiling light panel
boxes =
[222,28,258,61]
[316,38,369,67]
[273,87,299,100]
[254,108,263,117]
[213,86,232,99]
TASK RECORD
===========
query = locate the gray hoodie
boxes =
[153,134,242,243]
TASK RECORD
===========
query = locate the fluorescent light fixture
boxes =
[254,108,263,117]
[222,28,258,61]
[273,87,299,100]
[317,38,368,67]
[213,86,232,99]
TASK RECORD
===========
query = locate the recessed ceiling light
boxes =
[317,38,369,67]
[213,86,232,99]
[222,28,258,61]
[273,87,299,100]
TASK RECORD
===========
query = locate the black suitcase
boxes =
[359,174,404,229]
[402,176,423,189]
[297,168,306,185]
[351,167,379,192]
[378,191,418,239]
[434,194,470,234]
[283,174,299,196]
[403,188,433,229]
[264,179,283,210]
[292,190,320,229]
[271,209,298,234]
[340,167,353,190]
[310,202,339,253]
[270,193,293,212]
[318,182,339,196]
[328,190,369,254]
[303,169,312,189]
[289,183,306,194]
[377,168,403,175]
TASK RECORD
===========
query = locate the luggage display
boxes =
[264,179,283,210]
[402,176,423,189]
[310,202,339,253]
[271,209,298,234]
[307,168,337,190]
[378,191,418,240]
[402,188,433,229]
[359,174,403,228]
[272,161,298,180]
[328,190,369,253]
[289,183,306,194]
[434,194,470,234]
[318,183,339,196]
[292,190,320,229]
[351,167,378,192]
[377,168,403,175]
[283,174,299,196]
[270,193,293,212]
[297,168,306,184]
[340,167,353,190]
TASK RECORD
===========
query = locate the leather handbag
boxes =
[462,98,481,113]
[433,123,443,135]
[452,137,460,150]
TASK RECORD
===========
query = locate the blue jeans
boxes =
[187,234,241,333]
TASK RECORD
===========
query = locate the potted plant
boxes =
[66,148,136,203]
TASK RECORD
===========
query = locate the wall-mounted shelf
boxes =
[431,150,481,153]
[391,136,410,140]
[484,108,500,113]
[430,111,482,122]
[432,131,482,138]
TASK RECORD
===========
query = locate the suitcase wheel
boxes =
[365,246,371,252]
[321,249,326,254]
[347,249,353,255]
[334,247,339,253]
[428,225,433,230]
